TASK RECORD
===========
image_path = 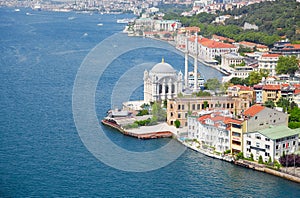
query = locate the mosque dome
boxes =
[150,58,176,73]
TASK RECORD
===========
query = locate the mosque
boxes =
[143,58,183,103]
[143,33,201,104]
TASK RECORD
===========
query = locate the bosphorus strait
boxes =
[1,7,300,197]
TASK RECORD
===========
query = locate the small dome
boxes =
[151,60,176,73]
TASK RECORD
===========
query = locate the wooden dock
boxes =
[101,119,173,139]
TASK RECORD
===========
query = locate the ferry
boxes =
[116,18,135,24]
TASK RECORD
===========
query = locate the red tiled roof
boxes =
[243,105,265,117]
[212,34,235,43]
[284,44,300,49]
[224,117,243,125]
[185,26,200,32]
[198,114,242,126]
[201,40,236,49]
[256,44,268,49]
[293,84,300,89]
[281,83,289,87]
[229,85,253,91]
[263,84,281,90]
[294,89,300,95]
[188,36,236,49]
[261,53,280,58]
[239,41,256,47]
[239,41,268,49]
[198,114,211,123]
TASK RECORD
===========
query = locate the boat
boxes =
[116,18,135,24]
[14,8,20,12]
[97,23,103,26]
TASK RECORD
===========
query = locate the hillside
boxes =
[224,0,300,41]
[163,0,300,45]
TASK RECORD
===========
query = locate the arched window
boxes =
[165,85,169,93]
[159,84,162,94]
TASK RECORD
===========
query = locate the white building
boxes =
[143,59,183,103]
[187,113,236,153]
[294,90,300,107]
[221,53,244,68]
[243,125,300,162]
[258,53,280,76]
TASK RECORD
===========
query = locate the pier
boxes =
[101,119,173,140]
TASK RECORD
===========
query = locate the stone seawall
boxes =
[235,160,300,183]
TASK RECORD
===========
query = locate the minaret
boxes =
[193,33,198,92]
[184,32,189,89]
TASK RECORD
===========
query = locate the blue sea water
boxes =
[0,7,300,197]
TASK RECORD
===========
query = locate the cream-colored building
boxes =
[221,53,244,68]
[143,59,183,103]
[167,96,250,127]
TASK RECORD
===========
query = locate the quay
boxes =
[101,119,173,139]
[234,160,300,183]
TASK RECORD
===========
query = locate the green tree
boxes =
[220,82,233,93]
[229,77,246,85]
[276,97,290,112]
[264,100,275,108]
[289,106,300,122]
[236,152,244,160]
[205,78,221,94]
[174,119,181,128]
[276,56,299,77]
[203,101,208,109]
[136,109,149,116]
[250,153,254,161]
[288,106,300,129]
[151,102,166,122]
[258,155,263,164]
[192,90,212,97]
[248,70,268,86]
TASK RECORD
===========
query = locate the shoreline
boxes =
[179,137,300,183]
[102,117,300,183]
[126,30,231,76]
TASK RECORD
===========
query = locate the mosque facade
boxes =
[143,59,183,103]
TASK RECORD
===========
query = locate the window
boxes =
[192,104,195,110]
[232,140,241,146]
[197,104,200,110]
[255,135,261,140]
[246,141,251,145]
[265,138,270,141]
[178,105,181,110]
[265,145,270,149]
[182,105,185,110]
[178,113,181,118]
[256,142,260,147]
[233,132,241,137]
[265,152,270,157]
